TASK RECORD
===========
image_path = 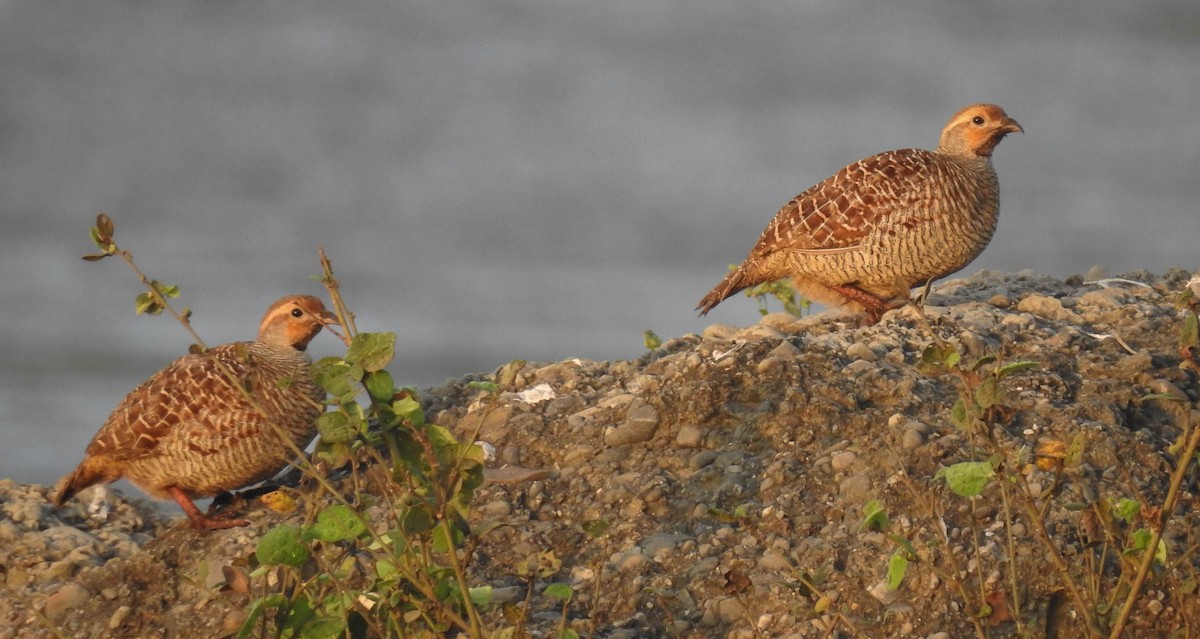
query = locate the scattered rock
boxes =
[3,269,1199,639]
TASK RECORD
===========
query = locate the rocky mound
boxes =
[3,269,1199,638]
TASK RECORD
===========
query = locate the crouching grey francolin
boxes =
[53,295,337,530]
[697,103,1022,322]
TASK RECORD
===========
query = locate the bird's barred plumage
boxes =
[698,104,1022,321]
[53,295,336,529]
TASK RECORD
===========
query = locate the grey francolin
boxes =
[697,103,1022,322]
[53,295,337,530]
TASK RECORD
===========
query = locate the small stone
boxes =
[837,474,871,500]
[44,583,90,621]
[867,580,898,604]
[109,605,132,630]
[675,424,705,448]
[926,633,951,639]
[702,323,739,341]
[846,343,877,362]
[1016,293,1083,323]
[901,428,926,450]
[758,551,792,571]
[1146,599,1164,615]
[715,596,747,622]
[479,500,512,518]
[735,324,784,341]
[604,401,660,446]
[766,340,802,360]
[987,293,1011,308]
[830,451,857,472]
[689,450,720,470]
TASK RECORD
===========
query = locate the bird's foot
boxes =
[828,285,897,324]
[169,486,251,531]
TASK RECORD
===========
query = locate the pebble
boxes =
[1016,293,1083,323]
[109,605,132,629]
[702,323,739,341]
[837,474,871,500]
[901,428,926,450]
[689,451,720,470]
[867,580,898,605]
[675,424,705,448]
[766,340,801,360]
[845,342,877,362]
[44,583,90,620]
[603,401,660,446]
[830,451,857,472]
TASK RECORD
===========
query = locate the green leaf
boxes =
[393,396,424,423]
[1113,498,1140,524]
[468,380,499,393]
[365,370,395,402]
[643,330,663,350]
[469,586,494,606]
[345,332,396,372]
[994,360,1041,378]
[255,526,310,567]
[951,398,971,431]
[975,377,1001,410]
[859,499,889,532]
[301,617,346,639]
[936,461,995,497]
[886,551,909,590]
[1180,313,1199,349]
[919,344,960,372]
[887,534,917,558]
[399,504,437,535]
[375,558,398,582]
[305,505,368,542]
[544,582,574,601]
[316,411,357,444]
[312,358,359,400]
[135,291,164,315]
[582,518,611,538]
[1126,528,1151,554]
[968,354,997,372]
[237,594,289,639]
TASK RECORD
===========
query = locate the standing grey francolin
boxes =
[697,103,1022,322]
[53,295,337,530]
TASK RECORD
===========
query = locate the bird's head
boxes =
[257,295,339,351]
[938,104,1023,158]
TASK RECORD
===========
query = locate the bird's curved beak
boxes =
[319,309,341,327]
[999,117,1023,135]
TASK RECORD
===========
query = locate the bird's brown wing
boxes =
[83,345,254,461]
[750,149,940,257]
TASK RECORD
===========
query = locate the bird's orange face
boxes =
[940,104,1023,157]
[259,295,339,351]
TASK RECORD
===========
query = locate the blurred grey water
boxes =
[2,1,1199,487]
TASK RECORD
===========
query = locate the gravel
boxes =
[3,268,1200,638]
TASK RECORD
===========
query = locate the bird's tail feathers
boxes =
[697,266,759,316]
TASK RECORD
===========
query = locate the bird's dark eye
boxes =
[291,308,304,318]
[972,116,985,125]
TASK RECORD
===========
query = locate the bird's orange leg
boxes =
[168,486,249,530]
[828,285,895,324]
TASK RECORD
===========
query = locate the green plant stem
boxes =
[113,248,208,349]
[996,477,1025,634]
[1010,469,1102,637]
[1109,409,1200,639]
[438,519,484,637]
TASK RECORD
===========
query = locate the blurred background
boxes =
[2,0,1198,486]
